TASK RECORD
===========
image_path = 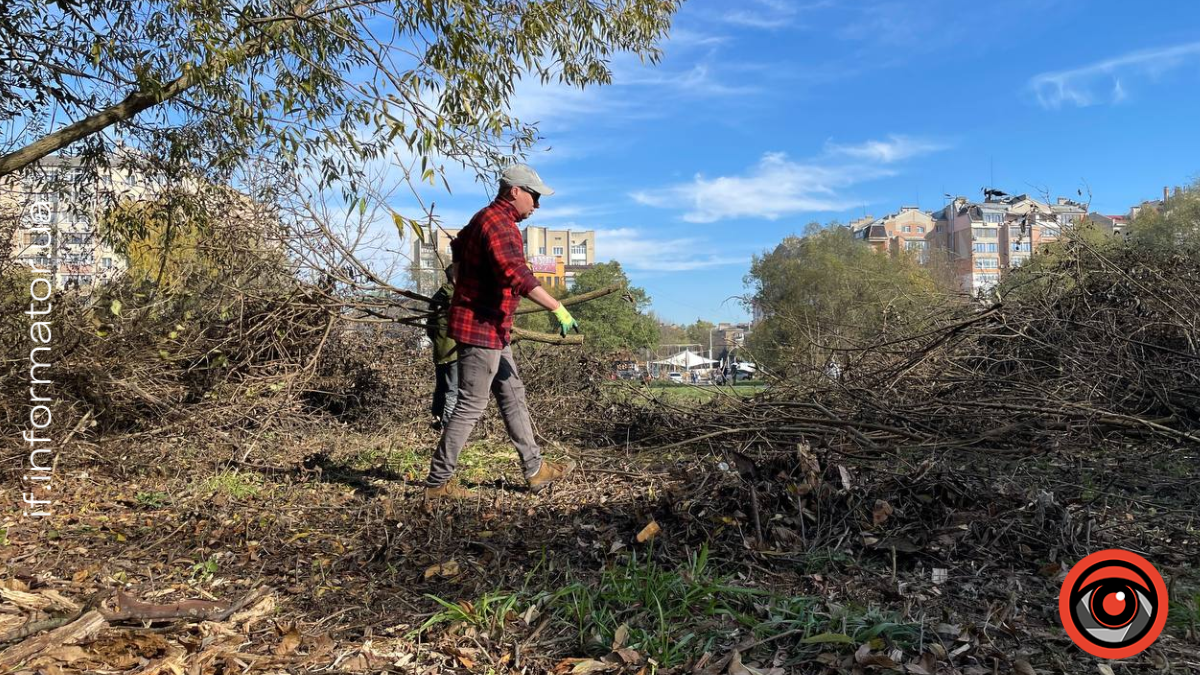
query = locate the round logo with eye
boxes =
[1059,549,1168,659]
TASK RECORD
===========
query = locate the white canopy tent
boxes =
[650,349,719,371]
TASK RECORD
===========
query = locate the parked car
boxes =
[667,372,683,383]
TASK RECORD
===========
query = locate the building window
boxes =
[101,257,114,268]
[905,240,926,251]
[570,243,587,256]
[1010,255,1029,267]
[972,228,998,239]
[902,225,912,233]
[1041,226,1061,238]
[974,257,999,269]
[1011,241,1031,252]
[553,246,564,256]
[972,242,998,253]
[538,247,546,255]
[917,226,925,234]
[983,212,1003,223]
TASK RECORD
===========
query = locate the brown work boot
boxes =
[527,458,577,493]
[424,482,476,501]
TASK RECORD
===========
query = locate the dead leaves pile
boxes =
[554,624,649,674]
[0,582,351,675]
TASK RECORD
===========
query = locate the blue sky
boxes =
[408,0,1200,324]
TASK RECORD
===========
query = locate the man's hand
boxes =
[552,303,580,337]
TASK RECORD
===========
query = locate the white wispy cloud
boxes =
[664,27,729,49]
[631,153,866,223]
[720,0,828,30]
[1029,41,1200,109]
[506,46,759,133]
[630,135,948,223]
[824,134,952,163]
[592,227,744,272]
[616,63,761,97]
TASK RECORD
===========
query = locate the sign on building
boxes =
[528,255,557,273]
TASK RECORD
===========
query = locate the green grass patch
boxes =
[134,491,171,508]
[606,382,767,408]
[417,591,524,638]
[1168,587,1199,640]
[198,470,261,499]
[552,545,764,667]
[417,546,916,670]
[358,437,538,484]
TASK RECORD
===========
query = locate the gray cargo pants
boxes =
[426,344,543,487]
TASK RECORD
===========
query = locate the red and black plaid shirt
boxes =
[448,199,541,348]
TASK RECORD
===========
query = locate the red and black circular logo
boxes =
[1059,549,1168,659]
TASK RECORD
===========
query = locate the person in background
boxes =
[427,263,459,431]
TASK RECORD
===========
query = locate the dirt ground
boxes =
[2,417,1198,674]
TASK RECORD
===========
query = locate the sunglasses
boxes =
[523,186,541,205]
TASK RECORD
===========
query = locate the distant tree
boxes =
[100,188,286,292]
[1127,180,1200,250]
[514,282,566,335]
[569,262,658,355]
[745,223,944,374]
[684,319,716,349]
[651,315,688,346]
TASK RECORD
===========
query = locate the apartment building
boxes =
[2,156,134,290]
[410,226,461,296]
[928,193,1080,293]
[522,226,595,287]
[411,224,597,295]
[1087,213,1130,237]
[851,206,934,261]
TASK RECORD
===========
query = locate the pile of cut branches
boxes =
[596,238,1200,455]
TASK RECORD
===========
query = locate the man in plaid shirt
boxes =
[425,164,580,500]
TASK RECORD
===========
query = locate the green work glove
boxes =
[552,304,580,337]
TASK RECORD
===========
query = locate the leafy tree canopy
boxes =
[745,223,943,373]
[568,261,657,355]
[0,0,682,206]
[1127,180,1200,250]
[101,187,287,292]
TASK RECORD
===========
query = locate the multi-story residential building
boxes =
[852,217,889,252]
[2,156,133,290]
[1087,213,1130,237]
[411,224,597,296]
[522,226,595,287]
[410,226,462,296]
[851,206,934,261]
[5,154,278,293]
[927,193,1075,294]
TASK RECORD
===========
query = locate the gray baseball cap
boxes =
[500,163,554,196]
